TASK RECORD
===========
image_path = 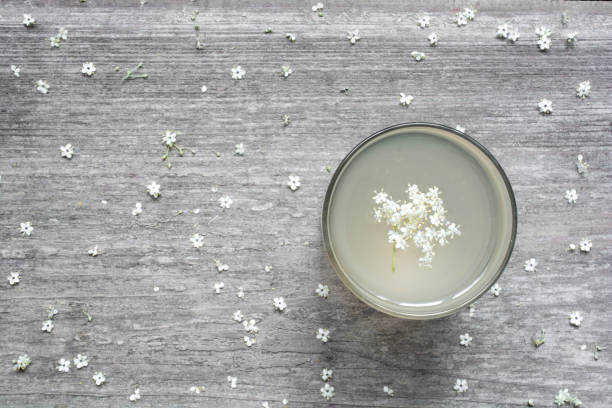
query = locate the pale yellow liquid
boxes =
[326,126,514,317]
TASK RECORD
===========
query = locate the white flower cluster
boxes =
[411,51,426,61]
[347,30,360,45]
[535,26,552,51]
[454,8,476,27]
[554,388,582,406]
[417,15,430,28]
[372,185,461,269]
[49,27,68,48]
[576,80,590,99]
[496,23,519,43]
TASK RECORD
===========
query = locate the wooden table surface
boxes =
[1,1,611,407]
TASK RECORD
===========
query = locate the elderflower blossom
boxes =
[219,195,232,209]
[74,354,88,369]
[454,8,475,27]
[564,189,578,204]
[235,143,245,155]
[189,385,203,394]
[57,358,70,373]
[281,65,293,77]
[567,32,578,45]
[227,376,237,388]
[273,297,287,311]
[456,125,466,133]
[60,143,74,159]
[347,30,360,44]
[36,79,49,94]
[411,51,426,61]
[88,246,100,257]
[81,62,96,76]
[320,383,334,400]
[538,98,553,114]
[147,181,161,198]
[129,388,141,401]
[13,354,31,371]
[316,283,329,298]
[497,23,510,39]
[312,3,324,16]
[244,336,256,347]
[576,81,590,99]
[399,93,413,106]
[321,368,333,381]
[428,32,438,46]
[190,233,204,248]
[93,372,106,386]
[11,65,21,77]
[579,238,592,253]
[213,282,224,294]
[287,175,301,191]
[20,222,33,236]
[383,385,394,396]
[42,319,54,332]
[285,33,296,42]
[490,283,501,296]
[524,258,538,272]
[243,319,259,333]
[237,287,245,299]
[459,333,472,346]
[535,26,552,51]
[454,379,468,393]
[161,130,177,147]
[8,272,20,286]
[372,185,461,270]
[22,14,36,27]
[132,202,142,216]
[417,15,430,28]
[569,311,583,327]
[214,259,228,272]
[231,65,245,80]
[554,389,582,407]
[232,310,244,322]
[508,29,520,42]
[316,327,330,343]
[49,27,68,48]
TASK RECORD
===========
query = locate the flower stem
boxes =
[391,246,397,272]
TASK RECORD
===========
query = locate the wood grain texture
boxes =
[1,0,611,407]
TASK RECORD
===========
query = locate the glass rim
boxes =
[321,122,518,319]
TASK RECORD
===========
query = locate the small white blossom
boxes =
[568,243,577,251]
[13,354,31,371]
[227,376,238,388]
[411,51,426,61]
[214,259,229,272]
[60,143,74,159]
[538,98,553,114]
[81,62,96,76]
[244,336,256,347]
[132,202,142,216]
[281,65,293,77]
[36,79,49,94]
[564,189,578,204]
[282,399,288,406]
[321,368,333,381]
[469,304,476,317]
[538,35,551,51]
[285,33,296,42]
[524,258,538,272]
[567,32,578,45]
[347,30,360,44]
[579,238,592,253]
[569,311,583,327]
[262,402,270,408]
[93,372,106,386]
[312,2,324,14]
[316,327,330,343]
[454,13,468,26]
[399,93,414,106]
[8,272,20,286]
[200,85,207,93]
[459,333,472,346]
[508,29,520,42]
[273,297,287,311]
[497,24,510,39]
[161,130,177,147]
[147,181,161,198]
[320,383,335,400]
[20,221,33,236]
[237,287,245,299]
[88,246,100,257]
[74,354,88,369]
[42,319,54,332]
[456,125,466,133]
[190,233,204,248]
[11,65,21,77]
[189,385,203,394]
[219,195,233,209]
[576,81,590,99]
[264,265,273,272]
[50,36,61,48]
[243,319,259,333]
[417,15,430,28]
[454,378,468,393]
[231,65,245,80]
[287,175,301,191]
[427,32,438,46]
[490,283,501,297]
[233,310,244,322]
[575,154,589,174]
[383,385,394,396]
[554,389,582,407]
[213,282,224,294]
[535,26,552,38]
[316,283,329,298]
[129,388,141,401]
[22,14,36,27]
[57,358,70,373]
[463,8,476,20]
[234,143,245,155]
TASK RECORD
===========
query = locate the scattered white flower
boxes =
[568,243,577,251]
[11,65,21,77]
[347,30,360,44]
[508,29,520,42]
[42,319,54,332]
[129,388,141,401]
[153,286,159,292]
[575,154,589,174]
[321,368,333,381]
[312,2,324,15]
[576,81,590,99]
[524,258,538,272]
[538,98,553,114]
[237,287,245,299]
[262,402,270,408]
[234,143,245,155]
[383,385,394,396]
[20,221,33,236]
[316,283,329,298]
[497,24,510,39]
[13,354,31,371]
[316,327,330,343]
[189,385,204,394]
[579,238,592,253]
[214,259,229,272]
[287,175,301,191]
[564,189,578,204]
[49,27,68,48]
[57,358,70,373]
[161,130,177,147]
[233,310,244,322]
[459,333,472,346]
[454,13,468,26]
[538,35,551,51]
[281,65,293,77]
[200,85,208,93]
[569,311,583,327]
[8,272,20,286]
[580,344,587,351]
[88,246,100,257]
[190,233,204,248]
[81,62,96,76]
[231,65,245,80]
[47,306,58,319]
[285,33,296,42]
[554,388,582,407]
[227,376,237,388]
[93,372,106,386]
[60,143,74,159]
[132,202,142,216]
[320,383,335,400]
[456,125,466,133]
[244,336,256,347]
[469,304,476,317]
[36,79,49,94]
[22,14,36,27]
[74,354,89,369]
[567,32,578,45]
[273,297,287,311]
[417,15,430,28]
[535,26,552,38]
[213,282,224,294]
[411,51,426,61]
[243,319,259,333]
[399,93,413,107]
[454,378,468,393]
[463,7,476,20]
[490,283,501,297]
[219,195,233,209]
[427,32,438,46]
[146,181,161,198]
[264,265,273,272]
[282,399,288,406]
